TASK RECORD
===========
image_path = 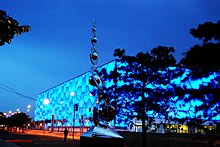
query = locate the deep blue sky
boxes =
[0,0,220,116]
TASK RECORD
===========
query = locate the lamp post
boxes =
[70,91,80,140]
[70,91,75,140]
[27,104,31,116]
[43,98,51,131]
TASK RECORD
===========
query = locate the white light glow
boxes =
[43,98,50,105]
[70,91,75,96]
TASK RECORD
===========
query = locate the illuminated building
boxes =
[35,60,116,127]
[35,60,220,131]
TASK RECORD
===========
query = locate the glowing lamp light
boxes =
[44,98,50,105]
[70,91,75,96]
[27,105,31,109]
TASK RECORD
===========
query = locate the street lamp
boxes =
[27,105,31,113]
[70,92,81,140]
[70,91,76,140]
[43,98,50,105]
[43,98,54,131]
[70,91,75,97]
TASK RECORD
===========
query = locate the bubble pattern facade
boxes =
[35,60,219,127]
[35,61,116,127]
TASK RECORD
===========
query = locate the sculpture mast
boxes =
[89,20,116,127]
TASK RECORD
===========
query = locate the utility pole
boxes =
[72,104,78,140]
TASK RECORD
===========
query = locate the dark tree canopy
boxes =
[190,20,220,43]
[92,20,220,141]
[0,112,6,126]
[109,46,178,147]
[0,10,31,46]
[5,112,30,132]
[180,43,220,72]
[181,20,220,74]
[179,20,220,123]
[11,112,30,127]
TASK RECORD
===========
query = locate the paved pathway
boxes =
[24,129,82,140]
[0,130,80,147]
[2,129,220,147]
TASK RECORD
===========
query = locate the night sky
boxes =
[0,0,220,117]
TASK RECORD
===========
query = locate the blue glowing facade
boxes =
[35,60,220,127]
[35,60,116,127]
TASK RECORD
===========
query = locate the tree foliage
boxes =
[112,46,178,121]
[90,20,220,142]
[179,20,220,123]
[0,10,31,46]
[102,46,179,147]
[0,112,6,126]
[12,112,30,127]
[190,20,220,43]
[5,112,30,132]
[181,20,220,72]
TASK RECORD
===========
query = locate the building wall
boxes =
[35,60,116,127]
[35,60,220,128]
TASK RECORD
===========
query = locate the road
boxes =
[1,129,220,147]
[0,130,80,147]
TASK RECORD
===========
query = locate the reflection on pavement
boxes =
[22,128,86,140]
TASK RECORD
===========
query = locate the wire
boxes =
[0,83,36,101]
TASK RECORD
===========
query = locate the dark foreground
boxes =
[1,130,220,147]
[0,130,79,147]
[120,131,220,147]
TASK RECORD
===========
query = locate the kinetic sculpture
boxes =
[80,21,123,147]
[89,20,116,127]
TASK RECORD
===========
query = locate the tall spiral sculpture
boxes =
[89,20,116,127]
[80,21,123,147]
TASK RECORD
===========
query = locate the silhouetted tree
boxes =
[190,20,220,43]
[13,112,30,132]
[5,112,30,132]
[0,112,6,128]
[5,116,13,131]
[0,10,31,46]
[180,20,220,125]
[108,46,179,147]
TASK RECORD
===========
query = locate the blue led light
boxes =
[35,60,220,127]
